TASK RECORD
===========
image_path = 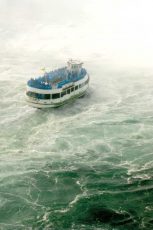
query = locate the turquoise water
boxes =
[1,1,153,229]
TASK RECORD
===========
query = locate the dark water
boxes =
[1,1,153,229]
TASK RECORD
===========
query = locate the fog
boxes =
[0,0,153,70]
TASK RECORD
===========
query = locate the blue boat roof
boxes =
[27,67,87,90]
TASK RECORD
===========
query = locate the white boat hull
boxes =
[26,77,89,108]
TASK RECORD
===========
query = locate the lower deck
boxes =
[26,89,87,108]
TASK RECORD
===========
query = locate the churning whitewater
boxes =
[1,0,153,229]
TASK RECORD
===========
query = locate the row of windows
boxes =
[27,78,89,100]
[79,78,89,88]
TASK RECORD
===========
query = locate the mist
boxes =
[0,0,153,71]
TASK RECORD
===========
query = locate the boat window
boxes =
[80,82,86,87]
[67,89,70,94]
[85,79,89,84]
[26,91,37,98]
[44,94,51,99]
[61,91,66,97]
[37,94,44,99]
[27,91,52,99]
[52,93,60,99]
[75,85,78,90]
[71,87,74,92]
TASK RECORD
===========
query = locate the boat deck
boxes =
[27,67,87,90]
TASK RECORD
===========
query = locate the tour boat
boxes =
[26,60,89,108]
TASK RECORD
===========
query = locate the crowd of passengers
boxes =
[27,68,87,90]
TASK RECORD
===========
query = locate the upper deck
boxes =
[27,60,87,90]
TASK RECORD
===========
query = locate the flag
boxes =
[41,67,46,72]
